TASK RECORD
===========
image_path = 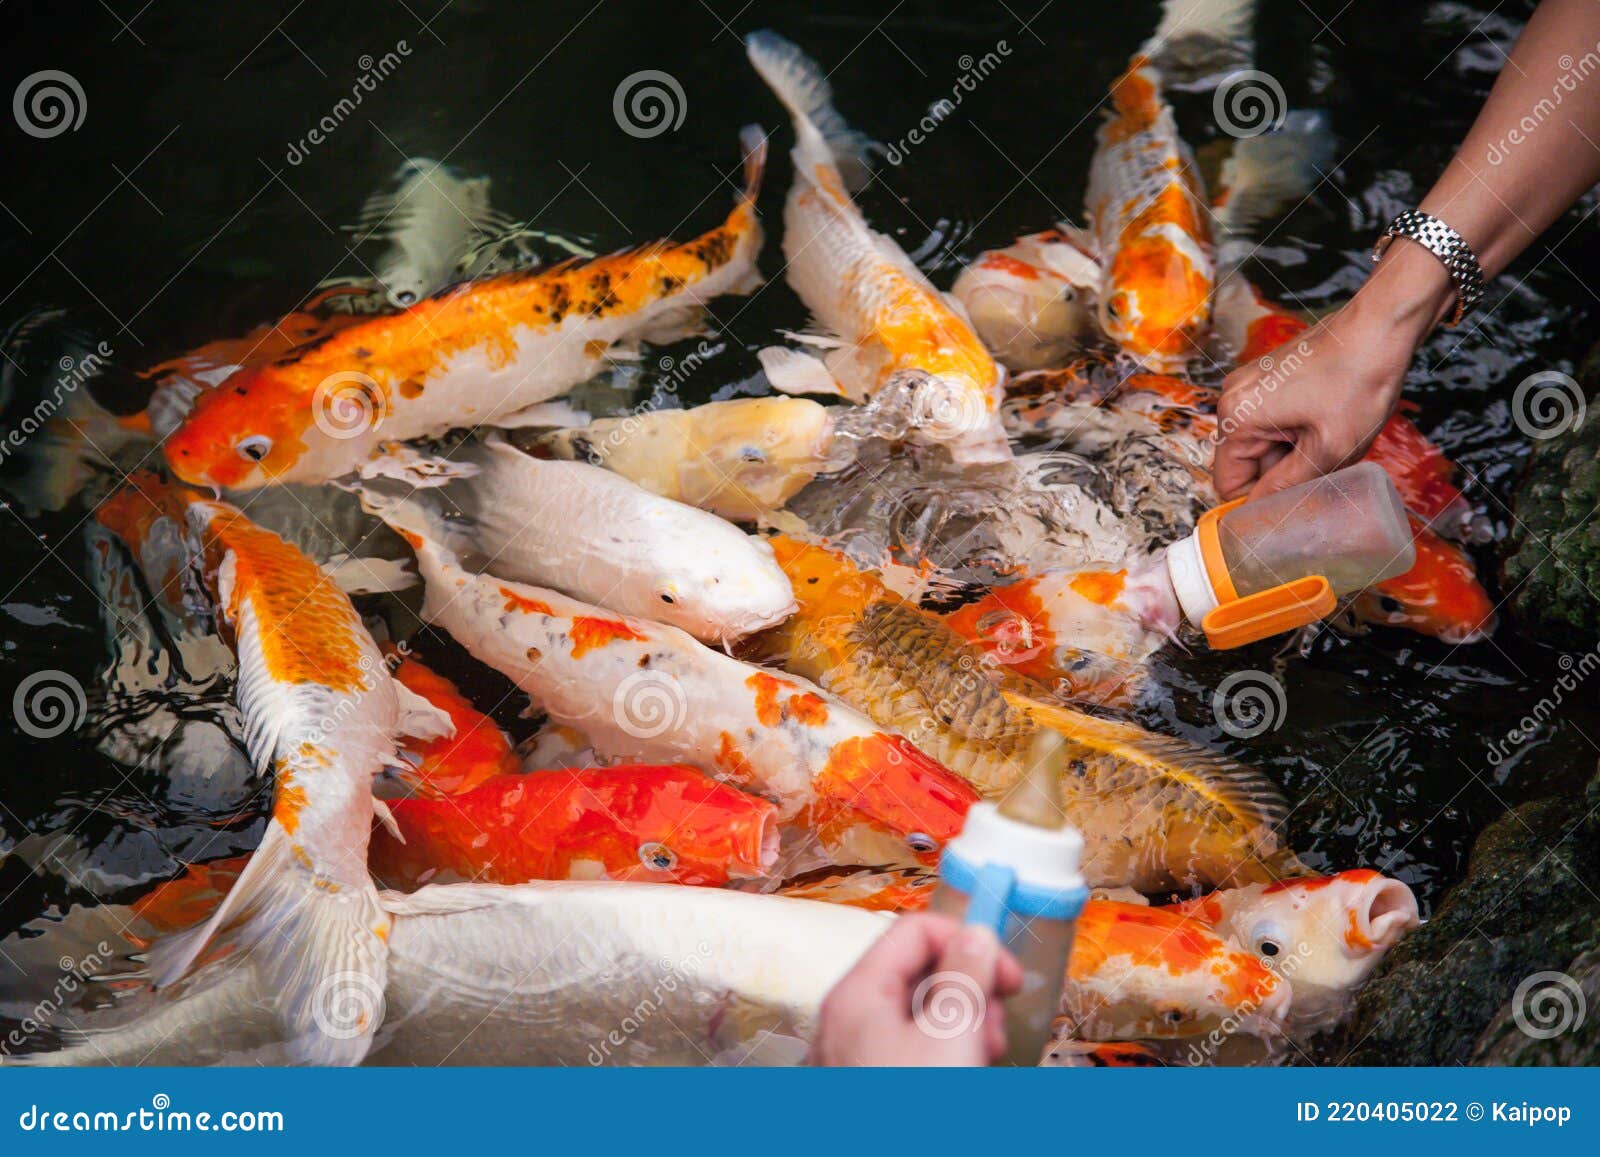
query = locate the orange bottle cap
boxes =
[1195,497,1247,605]
[1201,575,1337,649]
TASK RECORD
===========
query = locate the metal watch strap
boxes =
[1371,209,1485,327]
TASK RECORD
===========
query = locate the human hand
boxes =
[1213,243,1454,499]
[810,913,1024,1066]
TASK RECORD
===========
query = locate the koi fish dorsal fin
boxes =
[1008,692,1291,834]
[746,30,874,190]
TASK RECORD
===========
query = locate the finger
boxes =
[983,988,1008,1061]
[1212,433,1280,498]
[993,945,1025,999]
[1248,440,1335,499]
[853,912,963,991]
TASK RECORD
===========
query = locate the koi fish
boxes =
[13,880,893,1067]
[162,128,767,489]
[751,536,1301,890]
[1041,1040,1167,1067]
[772,864,939,912]
[341,157,514,310]
[376,435,795,644]
[950,227,1102,370]
[1166,869,1420,1032]
[127,857,250,942]
[369,765,779,889]
[365,491,976,870]
[522,396,839,522]
[381,644,522,798]
[941,564,1177,704]
[1352,520,1497,644]
[745,31,1011,465]
[94,473,453,1065]
[1086,56,1214,370]
[1062,900,1290,1041]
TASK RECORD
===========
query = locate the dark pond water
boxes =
[1,0,1596,998]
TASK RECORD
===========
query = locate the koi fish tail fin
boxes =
[1140,0,1257,89]
[353,484,475,618]
[0,310,150,514]
[1213,110,1336,265]
[145,822,390,1066]
[1014,694,1291,835]
[746,30,875,189]
[738,124,769,210]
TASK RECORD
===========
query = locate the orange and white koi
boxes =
[1085,57,1214,370]
[1166,869,1419,1032]
[369,764,779,890]
[95,473,453,1065]
[1062,899,1290,1041]
[379,436,795,643]
[745,31,1010,465]
[366,491,977,870]
[1351,521,1497,644]
[524,395,839,522]
[950,227,1102,370]
[162,129,767,489]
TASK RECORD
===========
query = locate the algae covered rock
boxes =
[1502,356,1600,644]
[1333,781,1600,1065]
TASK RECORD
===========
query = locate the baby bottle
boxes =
[1164,461,1416,648]
[928,731,1087,1066]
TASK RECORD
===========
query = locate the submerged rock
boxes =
[1502,349,1600,645]
[1332,770,1600,1064]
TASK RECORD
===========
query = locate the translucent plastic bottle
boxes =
[1165,462,1416,648]
[928,732,1087,1066]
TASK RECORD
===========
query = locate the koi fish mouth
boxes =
[1344,874,1420,955]
[737,809,783,879]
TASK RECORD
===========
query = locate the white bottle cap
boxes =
[944,801,1085,896]
[1166,530,1220,627]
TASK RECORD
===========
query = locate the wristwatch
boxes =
[1371,209,1486,327]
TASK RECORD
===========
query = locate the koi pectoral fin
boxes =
[758,346,846,397]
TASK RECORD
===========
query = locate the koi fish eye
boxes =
[1248,918,1288,961]
[236,434,273,463]
[1376,595,1406,616]
[905,832,939,855]
[653,580,681,606]
[389,288,420,308]
[1157,1005,1190,1026]
[738,445,767,464]
[638,842,677,872]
